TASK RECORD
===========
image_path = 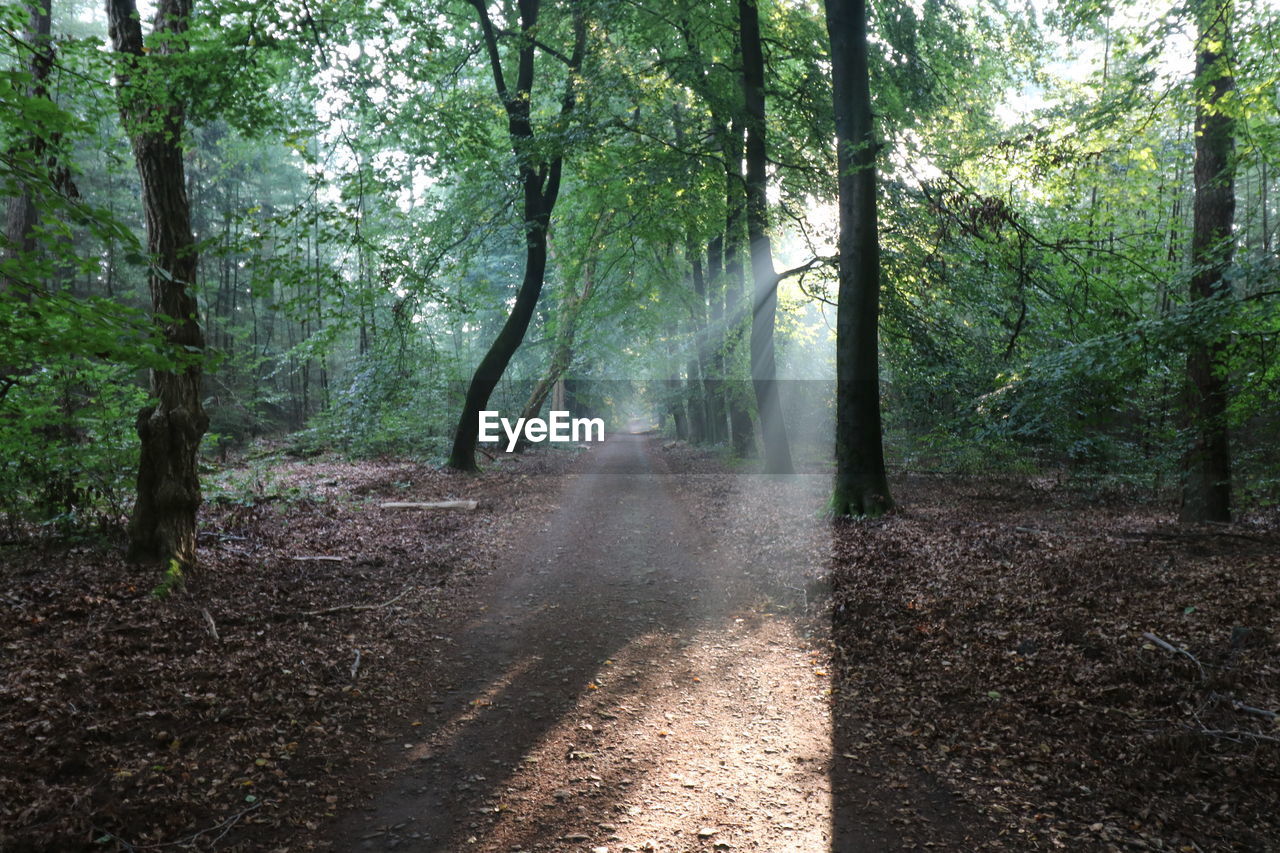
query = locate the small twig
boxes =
[1189,727,1280,745]
[198,531,247,541]
[300,589,410,617]
[1142,631,1206,681]
[1231,701,1278,722]
[201,608,220,643]
[1211,692,1278,722]
[289,555,346,562]
[90,800,262,850]
[350,648,362,680]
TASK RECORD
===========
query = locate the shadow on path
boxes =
[334,433,740,850]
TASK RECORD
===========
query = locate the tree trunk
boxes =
[447,0,585,471]
[517,249,597,426]
[826,0,893,517]
[685,241,708,443]
[705,235,727,443]
[3,0,54,301]
[723,122,757,457]
[738,0,793,475]
[1180,0,1235,523]
[108,0,209,569]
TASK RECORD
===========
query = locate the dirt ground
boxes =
[1,434,1277,851]
[326,431,982,852]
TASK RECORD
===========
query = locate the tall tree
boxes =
[3,0,54,301]
[446,0,587,471]
[738,0,793,474]
[108,0,209,568]
[826,0,892,516]
[1181,0,1235,522]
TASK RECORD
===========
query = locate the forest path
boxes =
[332,433,953,852]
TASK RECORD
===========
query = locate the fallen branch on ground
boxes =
[289,555,346,562]
[1188,726,1280,745]
[1142,631,1206,681]
[379,500,477,510]
[201,608,219,643]
[300,589,410,617]
[1210,692,1278,722]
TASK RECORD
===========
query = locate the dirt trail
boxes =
[332,433,843,852]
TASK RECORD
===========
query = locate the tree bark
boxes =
[108,0,209,568]
[738,0,793,474]
[826,0,893,516]
[1180,0,1235,523]
[723,121,757,457]
[517,247,598,426]
[704,234,727,443]
[685,239,708,443]
[447,0,585,471]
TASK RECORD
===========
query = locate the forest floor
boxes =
[0,433,1277,852]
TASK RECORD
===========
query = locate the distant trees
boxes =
[108,0,208,567]
[0,0,1277,542]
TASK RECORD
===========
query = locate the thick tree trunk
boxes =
[448,0,585,471]
[738,0,793,475]
[449,192,552,469]
[1180,0,1235,523]
[723,122,757,457]
[108,0,209,569]
[826,0,892,517]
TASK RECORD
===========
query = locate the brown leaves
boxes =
[0,450,565,849]
[828,474,1280,850]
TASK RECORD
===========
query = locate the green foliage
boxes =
[0,358,148,533]
[150,558,184,599]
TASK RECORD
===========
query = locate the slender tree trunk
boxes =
[517,251,597,425]
[738,0,793,474]
[3,0,55,301]
[685,240,707,443]
[447,0,585,471]
[704,235,727,443]
[827,0,892,516]
[724,122,756,457]
[108,0,209,569]
[1180,0,1235,523]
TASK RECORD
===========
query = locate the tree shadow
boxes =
[332,433,737,850]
